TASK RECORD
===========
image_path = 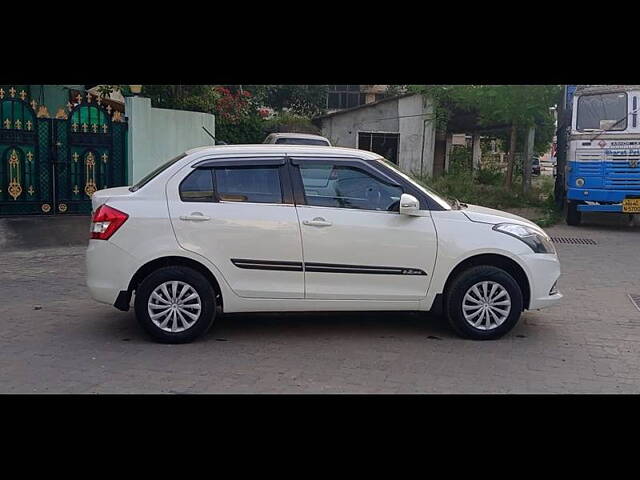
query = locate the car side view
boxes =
[86,145,562,343]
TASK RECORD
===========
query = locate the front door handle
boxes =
[303,217,332,227]
[180,213,211,222]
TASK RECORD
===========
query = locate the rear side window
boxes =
[214,167,282,203]
[180,169,214,202]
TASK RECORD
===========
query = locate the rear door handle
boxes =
[303,217,332,227]
[180,213,211,222]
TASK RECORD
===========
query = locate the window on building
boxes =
[357,132,400,164]
[327,85,363,110]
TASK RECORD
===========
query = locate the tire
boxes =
[566,200,582,226]
[134,266,216,343]
[445,265,524,340]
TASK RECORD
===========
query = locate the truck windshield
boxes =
[577,92,627,131]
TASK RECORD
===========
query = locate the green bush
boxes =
[215,114,265,144]
[263,112,321,135]
[413,169,553,211]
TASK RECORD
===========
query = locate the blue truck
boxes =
[555,85,640,225]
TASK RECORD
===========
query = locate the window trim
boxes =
[289,156,405,213]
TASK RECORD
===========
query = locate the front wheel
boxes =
[566,200,582,226]
[134,266,216,343]
[445,265,524,340]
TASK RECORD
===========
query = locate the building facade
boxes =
[315,93,436,176]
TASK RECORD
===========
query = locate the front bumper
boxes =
[519,252,563,310]
[567,187,640,203]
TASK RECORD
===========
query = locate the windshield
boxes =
[129,153,186,192]
[275,138,330,146]
[577,92,627,131]
[377,158,453,210]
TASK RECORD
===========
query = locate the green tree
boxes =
[244,85,328,117]
[141,85,220,113]
[410,85,562,190]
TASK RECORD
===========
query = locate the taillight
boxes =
[91,204,128,240]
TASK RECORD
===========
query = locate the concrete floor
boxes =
[1,212,639,393]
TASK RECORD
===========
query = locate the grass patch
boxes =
[412,168,560,227]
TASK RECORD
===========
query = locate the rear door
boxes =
[291,157,437,301]
[166,157,304,299]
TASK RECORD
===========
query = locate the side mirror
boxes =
[399,193,422,216]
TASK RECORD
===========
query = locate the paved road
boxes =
[2,212,640,393]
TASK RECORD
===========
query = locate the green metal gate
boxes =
[0,86,127,216]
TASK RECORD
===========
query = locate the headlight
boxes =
[576,177,585,187]
[493,223,556,254]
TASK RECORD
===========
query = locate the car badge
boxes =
[598,140,606,148]
[630,159,639,168]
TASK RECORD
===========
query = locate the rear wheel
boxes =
[445,265,524,340]
[134,266,216,343]
[566,200,582,226]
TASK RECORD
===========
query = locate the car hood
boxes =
[91,186,132,210]
[462,204,542,231]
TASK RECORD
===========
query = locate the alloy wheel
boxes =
[462,280,512,331]
[147,281,202,333]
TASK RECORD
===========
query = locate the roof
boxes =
[184,144,382,160]
[575,85,640,95]
[314,92,418,121]
[266,133,329,140]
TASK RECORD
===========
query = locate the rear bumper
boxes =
[86,240,137,307]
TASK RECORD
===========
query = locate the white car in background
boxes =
[263,133,331,146]
[86,145,562,343]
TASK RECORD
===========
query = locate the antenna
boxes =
[202,125,227,145]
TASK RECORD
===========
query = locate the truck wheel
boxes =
[566,200,582,226]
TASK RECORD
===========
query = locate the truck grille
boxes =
[576,149,640,189]
[604,161,640,188]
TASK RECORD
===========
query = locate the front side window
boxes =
[214,167,282,203]
[577,92,627,131]
[377,158,452,210]
[298,162,402,211]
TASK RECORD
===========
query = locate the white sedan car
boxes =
[263,133,331,146]
[86,145,562,343]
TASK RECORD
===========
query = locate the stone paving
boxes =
[1,211,639,393]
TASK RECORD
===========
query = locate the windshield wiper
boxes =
[590,107,640,141]
[451,197,467,210]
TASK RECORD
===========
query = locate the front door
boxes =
[292,158,437,301]
[167,157,304,299]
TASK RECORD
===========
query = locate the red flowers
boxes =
[214,86,253,122]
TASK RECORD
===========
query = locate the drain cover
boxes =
[550,236,597,245]
[629,294,640,313]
